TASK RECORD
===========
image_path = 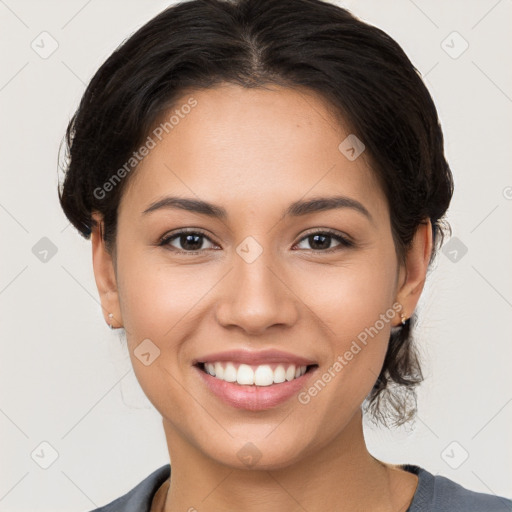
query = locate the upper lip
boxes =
[193,349,317,367]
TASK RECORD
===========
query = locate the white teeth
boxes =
[223,362,237,382]
[214,362,224,379]
[254,365,274,386]
[202,362,309,386]
[273,365,286,384]
[237,364,254,385]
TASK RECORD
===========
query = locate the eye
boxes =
[294,229,354,252]
[158,228,354,255]
[159,229,218,253]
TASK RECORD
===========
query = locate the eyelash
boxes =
[158,228,354,255]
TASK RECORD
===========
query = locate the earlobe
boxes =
[394,219,433,326]
[90,212,123,329]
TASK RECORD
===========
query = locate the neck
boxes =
[160,409,417,512]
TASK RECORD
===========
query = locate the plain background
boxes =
[0,0,511,510]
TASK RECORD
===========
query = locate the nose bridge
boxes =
[215,236,297,334]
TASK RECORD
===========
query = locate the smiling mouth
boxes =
[195,361,318,386]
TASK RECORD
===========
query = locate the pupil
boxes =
[182,234,202,251]
[310,234,330,250]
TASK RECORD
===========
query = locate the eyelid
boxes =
[158,228,219,251]
[298,227,352,243]
[159,227,213,243]
[293,228,354,251]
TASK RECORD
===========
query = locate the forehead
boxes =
[120,83,387,222]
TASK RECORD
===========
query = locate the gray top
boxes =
[87,463,512,511]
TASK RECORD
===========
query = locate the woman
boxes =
[58,0,512,510]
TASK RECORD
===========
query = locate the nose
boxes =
[215,245,299,335]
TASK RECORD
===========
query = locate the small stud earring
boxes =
[108,313,114,329]
[400,312,407,326]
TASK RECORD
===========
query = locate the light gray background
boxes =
[1,0,511,510]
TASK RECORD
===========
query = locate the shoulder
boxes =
[404,464,512,512]
[85,464,171,512]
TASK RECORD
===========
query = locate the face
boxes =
[93,83,428,470]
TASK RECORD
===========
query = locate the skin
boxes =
[91,83,432,512]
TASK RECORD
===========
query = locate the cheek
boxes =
[115,250,227,394]
[116,249,204,338]
[115,255,201,412]
[294,246,398,337]
[292,248,398,406]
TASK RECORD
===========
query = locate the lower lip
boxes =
[195,365,317,411]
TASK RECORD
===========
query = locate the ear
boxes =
[393,219,433,327]
[91,211,123,329]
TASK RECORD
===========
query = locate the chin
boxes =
[199,431,312,472]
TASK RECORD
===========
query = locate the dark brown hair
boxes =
[58,0,454,426]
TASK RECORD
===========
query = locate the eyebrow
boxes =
[142,195,373,224]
